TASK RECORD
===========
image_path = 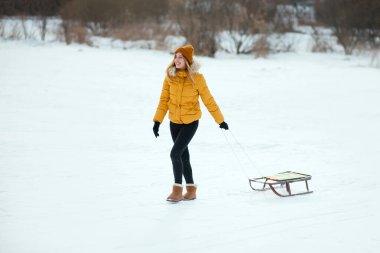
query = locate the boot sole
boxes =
[183,197,196,201]
[166,198,183,202]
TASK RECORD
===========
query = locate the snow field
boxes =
[1,42,380,252]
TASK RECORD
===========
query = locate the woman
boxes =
[153,45,229,202]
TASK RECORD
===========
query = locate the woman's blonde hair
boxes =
[166,57,195,85]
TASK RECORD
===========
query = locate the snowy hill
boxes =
[1,41,380,253]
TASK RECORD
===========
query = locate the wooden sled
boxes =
[249,171,313,197]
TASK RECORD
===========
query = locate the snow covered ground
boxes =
[1,41,380,253]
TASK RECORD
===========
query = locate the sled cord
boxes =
[221,129,263,178]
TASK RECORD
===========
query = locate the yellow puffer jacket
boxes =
[153,68,224,124]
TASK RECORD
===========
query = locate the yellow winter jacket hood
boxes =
[153,64,224,124]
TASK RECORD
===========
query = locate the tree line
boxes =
[0,0,379,56]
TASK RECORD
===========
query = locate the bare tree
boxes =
[219,0,274,54]
[366,0,380,50]
[35,0,64,40]
[60,0,126,35]
[60,0,168,38]
[315,0,380,55]
[169,0,223,57]
[0,0,67,40]
[20,14,29,39]
[0,0,68,16]
[311,26,334,52]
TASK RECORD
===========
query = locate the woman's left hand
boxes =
[219,121,229,130]
[153,122,160,137]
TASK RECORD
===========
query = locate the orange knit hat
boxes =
[174,45,194,64]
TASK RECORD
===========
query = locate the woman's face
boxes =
[174,53,186,70]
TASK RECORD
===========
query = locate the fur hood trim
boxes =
[168,60,201,77]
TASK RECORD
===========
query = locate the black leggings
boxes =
[170,120,199,184]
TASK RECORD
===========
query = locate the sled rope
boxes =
[221,129,263,178]
[221,130,249,178]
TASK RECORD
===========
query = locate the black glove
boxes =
[153,122,160,138]
[219,121,229,130]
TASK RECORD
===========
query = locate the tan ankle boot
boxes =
[183,184,197,200]
[166,184,184,202]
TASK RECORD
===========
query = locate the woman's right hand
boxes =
[153,122,160,137]
[219,121,229,130]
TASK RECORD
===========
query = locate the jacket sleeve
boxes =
[153,78,170,123]
[197,74,224,124]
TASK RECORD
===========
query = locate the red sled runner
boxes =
[249,171,313,197]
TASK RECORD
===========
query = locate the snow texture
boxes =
[1,41,380,253]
